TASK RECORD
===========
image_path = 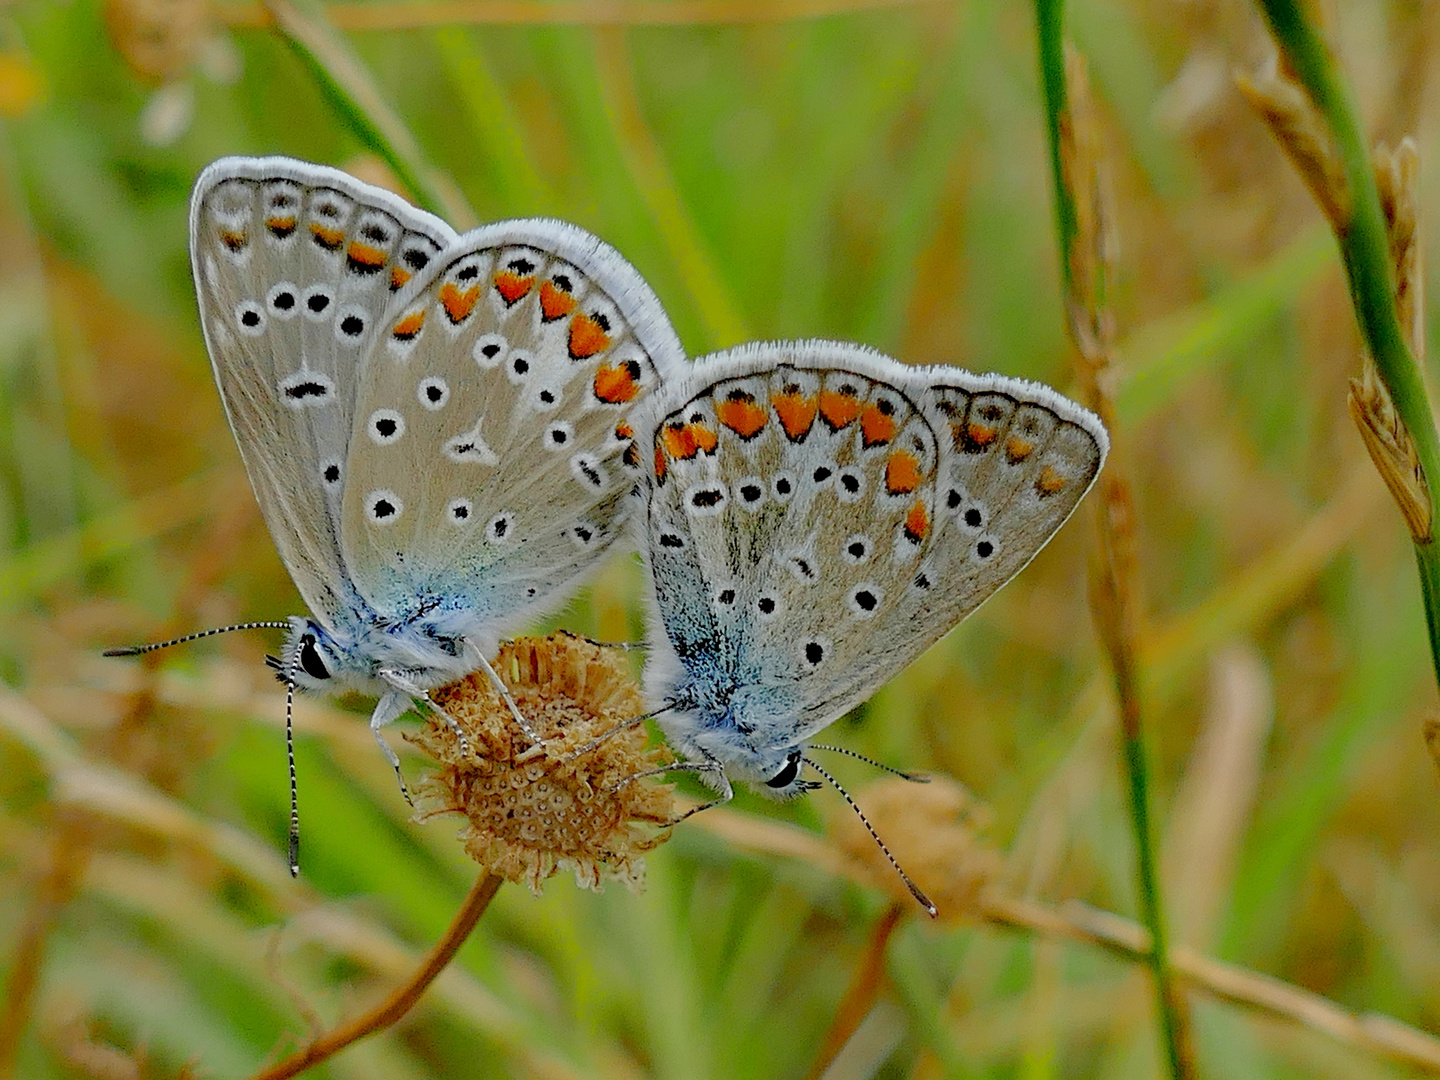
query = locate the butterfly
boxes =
[636,339,1106,804]
[120,156,685,794]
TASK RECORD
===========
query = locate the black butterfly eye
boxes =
[299,634,330,680]
[765,750,802,789]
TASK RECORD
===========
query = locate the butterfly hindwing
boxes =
[644,343,944,741]
[340,219,685,637]
[189,157,457,624]
[912,377,1107,636]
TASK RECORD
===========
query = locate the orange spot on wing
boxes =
[886,450,923,494]
[966,422,998,447]
[661,424,694,459]
[819,389,861,430]
[715,393,768,439]
[391,310,426,340]
[594,361,641,404]
[539,280,577,321]
[904,499,930,543]
[569,312,612,359]
[860,403,898,447]
[615,421,634,440]
[220,229,247,252]
[265,216,296,237]
[390,266,412,290]
[310,223,345,251]
[1035,465,1067,495]
[654,444,667,482]
[661,422,717,460]
[346,241,387,271]
[772,391,818,441]
[494,270,534,305]
[690,424,718,454]
[1005,436,1035,462]
[440,281,481,324]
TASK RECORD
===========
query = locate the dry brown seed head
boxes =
[1234,53,1350,230]
[1375,137,1423,364]
[103,0,210,82]
[408,633,677,894]
[1348,363,1432,543]
[825,775,1001,923]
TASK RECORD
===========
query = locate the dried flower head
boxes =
[825,775,1001,922]
[103,0,210,82]
[408,633,677,894]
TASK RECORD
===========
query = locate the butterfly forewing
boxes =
[340,220,684,634]
[190,158,457,623]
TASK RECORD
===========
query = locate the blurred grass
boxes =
[2,1,1440,1078]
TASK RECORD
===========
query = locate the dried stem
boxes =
[978,892,1440,1073]
[702,809,1440,1073]
[249,872,503,1080]
[1033,11,1195,1077]
[0,817,90,1080]
[803,904,905,1080]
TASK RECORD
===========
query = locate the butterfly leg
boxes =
[418,693,473,758]
[475,651,544,745]
[608,754,734,824]
[558,710,652,764]
[369,690,415,806]
[380,669,475,759]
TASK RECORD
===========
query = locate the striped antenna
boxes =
[802,754,937,918]
[104,621,292,657]
[808,743,930,783]
[284,651,301,877]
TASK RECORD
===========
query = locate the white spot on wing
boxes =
[445,419,499,466]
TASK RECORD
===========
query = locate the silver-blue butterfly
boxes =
[185,156,684,771]
[636,340,1107,802]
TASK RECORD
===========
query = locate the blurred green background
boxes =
[2,0,1439,1077]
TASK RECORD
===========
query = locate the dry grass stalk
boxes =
[409,633,677,893]
[1234,52,1350,231]
[697,806,1440,1072]
[803,903,905,1080]
[48,1014,200,1080]
[1059,46,1118,404]
[1058,44,1197,1078]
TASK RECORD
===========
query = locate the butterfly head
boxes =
[276,618,350,692]
[760,748,822,799]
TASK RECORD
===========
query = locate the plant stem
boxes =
[1031,2,1193,1076]
[249,872,503,1080]
[1255,0,1440,688]
[264,0,475,227]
